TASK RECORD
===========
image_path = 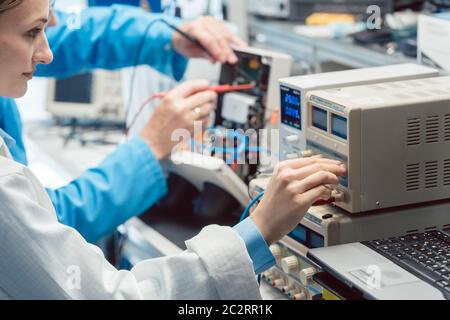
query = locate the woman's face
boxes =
[0,0,53,98]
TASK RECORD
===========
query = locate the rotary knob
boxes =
[281,256,299,274]
[269,244,282,263]
[285,135,300,144]
[299,267,316,286]
[331,190,345,202]
[286,153,299,160]
[301,150,314,158]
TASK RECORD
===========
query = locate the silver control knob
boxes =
[331,190,345,202]
[286,153,299,160]
[285,135,299,144]
[300,267,316,286]
[281,256,299,274]
[269,244,282,263]
[301,150,314,158]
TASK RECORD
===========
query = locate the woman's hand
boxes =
[140,80,217,160]
[173,16,247,64]
[251,158,347,245]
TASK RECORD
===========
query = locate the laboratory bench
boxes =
[248,16,416,73]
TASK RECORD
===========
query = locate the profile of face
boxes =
[0,0,54,98]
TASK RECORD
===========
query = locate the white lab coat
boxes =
[0,136,261,300]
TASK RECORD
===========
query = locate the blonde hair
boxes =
[0,0,23,13]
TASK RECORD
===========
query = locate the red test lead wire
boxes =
[151,83,256,99]
[126,84,256,135]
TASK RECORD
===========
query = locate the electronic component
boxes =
[212,47,292,182]
[47,70,125,122]
[221,92,258,125]
[215,47,292,130]
[279,64,439,161]
[306,76,450,213]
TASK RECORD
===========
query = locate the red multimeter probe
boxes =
[126,84,256,134]
[151,84,256,99]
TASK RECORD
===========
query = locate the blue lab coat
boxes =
[0,5,188,243]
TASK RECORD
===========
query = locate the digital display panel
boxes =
[54,73,93,104]
[312,106,327,131]
[331,113,348,140]
[280,86,301,129]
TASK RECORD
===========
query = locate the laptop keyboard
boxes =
[363,229,450,297]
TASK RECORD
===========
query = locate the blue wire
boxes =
[191,126,279,157]
[191,139,276,157]
[240,191,265,222]
[307,285,321,296]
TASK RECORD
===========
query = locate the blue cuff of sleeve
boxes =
[234,217,276,275]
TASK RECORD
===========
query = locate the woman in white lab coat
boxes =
[0,0,345,299]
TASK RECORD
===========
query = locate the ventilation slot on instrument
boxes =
[406,163,420,191]
[444,159,450,187]
[426,116,439,144]
[407,118,421,146]
[445,114,450,142]
[425,161,438,189]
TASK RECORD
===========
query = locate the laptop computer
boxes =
[308,229,450,300]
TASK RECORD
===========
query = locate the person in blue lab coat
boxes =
[0,2,244,243]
